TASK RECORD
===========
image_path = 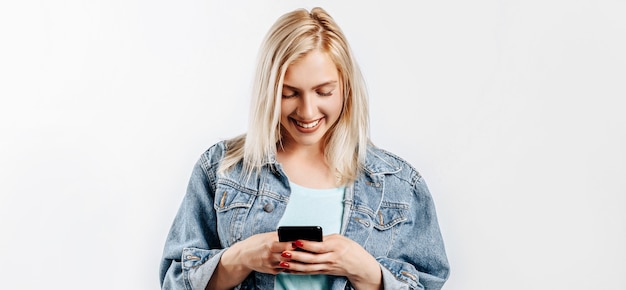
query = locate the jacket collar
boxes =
[363,146,402,175]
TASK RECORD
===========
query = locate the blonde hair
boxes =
[219,7,370,185]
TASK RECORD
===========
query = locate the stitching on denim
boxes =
[380,261,414,288]
[219,191,227,208]
[401,271,417,281]
[199,152,218,198]
[218,178,258,195]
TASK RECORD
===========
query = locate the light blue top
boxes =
[275,182,346,290]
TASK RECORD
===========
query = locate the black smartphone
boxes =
[277,226,323,242]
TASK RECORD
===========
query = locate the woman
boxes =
[160,7,449,290]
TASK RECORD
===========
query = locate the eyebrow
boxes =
[283,81,338,91]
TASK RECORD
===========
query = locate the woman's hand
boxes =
[225,231,294,275]
[206,232,293,290]
[278,234,383,290]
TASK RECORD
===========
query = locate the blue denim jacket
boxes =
[160,141,450,290]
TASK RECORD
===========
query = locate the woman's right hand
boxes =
[225,231,293,274]
[207,232,292,290]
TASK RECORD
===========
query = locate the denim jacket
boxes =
[160,141,449,290]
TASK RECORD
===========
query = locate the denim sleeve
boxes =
[159,155,226,290]
[377,176,450,290]
[378,257,446,290]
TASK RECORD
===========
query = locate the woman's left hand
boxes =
[279,234,382,290]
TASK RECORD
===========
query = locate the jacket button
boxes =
[263,203,274,213]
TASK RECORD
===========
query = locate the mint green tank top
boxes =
[275,182,345,290]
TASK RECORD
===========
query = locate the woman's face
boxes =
[280,50,343,150]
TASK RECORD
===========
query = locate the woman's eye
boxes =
[282,92,298,98]
[317,90,333,97]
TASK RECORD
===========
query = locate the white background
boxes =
[1,1,624,289]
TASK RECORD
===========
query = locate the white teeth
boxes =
[296,119,320,128]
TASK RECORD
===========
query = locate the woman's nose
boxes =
[297,94,315,118]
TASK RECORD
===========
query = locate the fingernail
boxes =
[281,251,292,258]
[292,240,304,248]
[279,261,290,268]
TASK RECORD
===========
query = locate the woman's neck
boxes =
[276,143,338,189]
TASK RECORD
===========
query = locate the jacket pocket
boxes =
[373,201,409,231]
[213,182,256,246]
[213,183,255,212]
[364,201,410,257]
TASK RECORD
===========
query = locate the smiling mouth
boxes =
[293,118,321,129]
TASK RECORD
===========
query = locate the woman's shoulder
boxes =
[199,135,244,166]
[365,145,423,185]
[199,140,227,161]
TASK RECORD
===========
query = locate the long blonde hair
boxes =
[219,7,370,185]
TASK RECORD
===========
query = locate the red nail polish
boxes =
[281,251,292,258]
[292,240,304,248]
[279,261,290,268]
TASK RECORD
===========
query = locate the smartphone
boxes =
[277,226,323,242]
